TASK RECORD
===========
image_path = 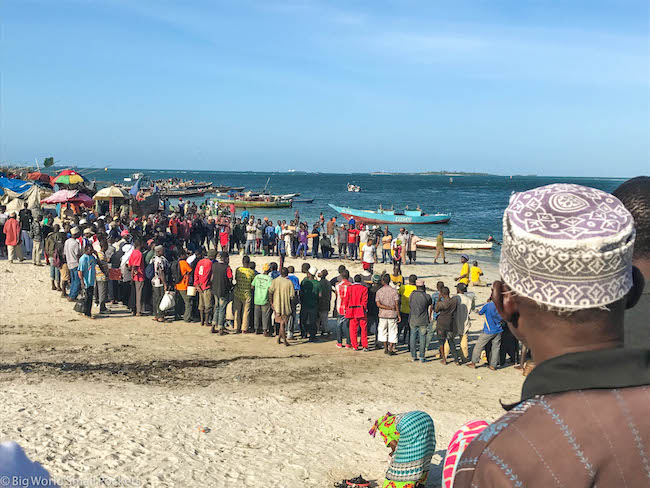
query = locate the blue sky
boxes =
[2,0,648,176]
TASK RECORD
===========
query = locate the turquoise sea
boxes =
[92,169,629,262]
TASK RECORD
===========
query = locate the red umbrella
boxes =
[27,172,52,184]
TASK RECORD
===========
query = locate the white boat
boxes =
[417,238,493,251]
[347,183,361,192]
[123,172,144,183]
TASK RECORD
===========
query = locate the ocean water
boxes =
[93,168,628,262]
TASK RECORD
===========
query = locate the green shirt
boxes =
[436,234,444,247]
[252,273,273,305]
[300,278,322,310]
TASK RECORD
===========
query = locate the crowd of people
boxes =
[1,199,499,365]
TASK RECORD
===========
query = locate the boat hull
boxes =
[417,239,493,250]
[329,204,450,225]
[215,199,292,208]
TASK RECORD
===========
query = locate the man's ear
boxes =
[626,266,645,310]
[492,280,519,325]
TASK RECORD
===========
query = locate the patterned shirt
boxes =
[454,348,650,488]
[234,266,255,301]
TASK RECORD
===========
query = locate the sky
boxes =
[1,0,648,176]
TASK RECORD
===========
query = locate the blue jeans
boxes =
[336,316,349,345]
[50,265,61,281]
[212,296,229,328]
[69,266,80,299]
[382,249,392,263]
[297,243,308,256]
[410,324,428,360]
[246,240,255,255]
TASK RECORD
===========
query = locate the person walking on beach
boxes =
[252,263,273,335]
[408,279,432,362]
[375,274,400,355]
[77,244,97,318]
[233,255,255,333]
[344,274,369,351]
[269,267,295,346]
[65,227,83,301]
[456,254,470,285]
[433,231,448,264]
[3,212,24,263]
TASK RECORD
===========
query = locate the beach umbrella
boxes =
[93,186,127,200]
[41,189,93,206]
[27,172,52,185]
[52,169,86,186]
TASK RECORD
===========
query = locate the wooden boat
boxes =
[161,189,206,197]
[329,204,450,225]
[416,238,493,251]
[214,197,292,208]
[293,198,314,203]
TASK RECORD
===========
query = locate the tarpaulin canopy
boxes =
[41,189,93,206]
[0,177,32,195]
[27,172,52,185]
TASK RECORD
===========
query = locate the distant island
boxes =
[370,170,494,176]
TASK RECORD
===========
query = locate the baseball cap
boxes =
[456,282,467,292]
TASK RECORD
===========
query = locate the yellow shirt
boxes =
[459,263,470,285]
[398,284,417,314]
[390,274,404,288]
[470,266,483,283]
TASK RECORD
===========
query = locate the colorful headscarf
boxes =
[369,412,399,446]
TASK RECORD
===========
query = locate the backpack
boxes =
[52,248,63,268]
[171,260,183,285]
[145,262,155,280]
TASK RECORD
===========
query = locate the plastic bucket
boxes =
[187,286,197,297]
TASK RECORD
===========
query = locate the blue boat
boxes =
[328,204,450,225]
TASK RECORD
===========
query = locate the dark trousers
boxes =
[348,243,358,260]
[83,285,94,316]
[438,329,461,363]
[301,308,317,340]
[152,286,165,319]
[382,249,391,263]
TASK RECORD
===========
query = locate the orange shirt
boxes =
[175,260,192,291]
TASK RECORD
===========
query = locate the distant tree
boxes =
[43,157,54,168]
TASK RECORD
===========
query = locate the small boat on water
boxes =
[347,183,361,192]
[416,238,493,251]
[215,193,292,208]
[293,198,314,203]
[329,204,450,225]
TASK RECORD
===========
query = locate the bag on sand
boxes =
[159,291,176,312]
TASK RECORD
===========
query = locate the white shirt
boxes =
[359,229,370,244]
[362,244,376,264]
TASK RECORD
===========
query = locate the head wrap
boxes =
[500,184,635,309]
[442,420,489,488]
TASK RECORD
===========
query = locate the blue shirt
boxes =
[241,210,250,219]
[478,301,503,334]
[270,270,281,279]
[348,218,356,228]
[431,291,442,320]
[78,253,97,288]
[265,225,276,238]
[288,274,300,291]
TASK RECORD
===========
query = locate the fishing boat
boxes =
[215,194,292,208]
[293,198,314,203]
[329,204,450,225]
[347,183,361,192]
[161,188,206,197]
[416,238,493,251]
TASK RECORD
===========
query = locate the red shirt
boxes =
[347,229,360,244]
[2,218,21,246]
[335,279,350,315]
[128,248,144,281]
[194,258,213,291]
[343,283,368,319]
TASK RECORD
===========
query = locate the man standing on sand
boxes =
[29,213,44,266]
[361,238,376,273]
[252,263,273,335]
[613,176,650,349]
[65,227,83,301]
[433,231,448,264]
[151,245,169,323]
[317,269,332,336]
[269,267,295,346]
[334,269,352,348]
[194,249,215,326]
[326,217,336,248]
[2,212,24,263]
[375,274,400,355]
[455,254,470,286]
[453,282,475,362]
[128,239,145,316]
[344,274,369,351]
[210,251,233,334]
[398,275,418,346]
[408,279,432,362]
[19,202,33,256]
[454,183,648,488]
[434,286,461,365]
[381,227,392,263]
[233,255,255,333]
[466,298,503,371]
[299,266,321,342]
[77,244,97,318]
[337,224,348,259]
[347,224,360,260]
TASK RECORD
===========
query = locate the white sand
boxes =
[0,251,523,487]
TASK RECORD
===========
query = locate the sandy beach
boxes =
[0,250,524,487]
